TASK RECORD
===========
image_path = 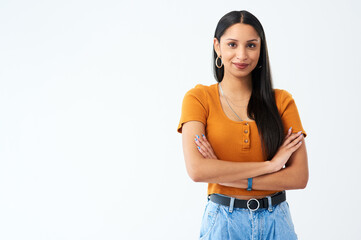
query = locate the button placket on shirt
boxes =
[242,122,250,150]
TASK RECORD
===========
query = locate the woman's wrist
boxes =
[265,160,276,174]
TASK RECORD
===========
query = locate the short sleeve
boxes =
[280,90,307,138]
[177,84,208,133]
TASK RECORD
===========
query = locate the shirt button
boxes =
[245,122,249,125]
[244,130,248,133]
[244,139,248,143]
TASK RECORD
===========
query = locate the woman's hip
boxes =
[199,192,298,239]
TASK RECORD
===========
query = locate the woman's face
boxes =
[214,23,261,79]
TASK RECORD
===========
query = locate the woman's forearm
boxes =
[192,157,274,183]
[219,165,307,190]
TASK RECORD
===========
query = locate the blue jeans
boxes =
[199,193,298,240]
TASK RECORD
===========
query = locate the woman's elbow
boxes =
[288,167,308,189]
[187,168,201,182]
[298,172,309,189]
[185,157,204,182]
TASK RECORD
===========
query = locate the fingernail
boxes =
[197,146,200,149]
[298,131,302,134]
[196,135,200,139]
[289,127,292,131]
[195,138,197,141]
[202,134,205,138]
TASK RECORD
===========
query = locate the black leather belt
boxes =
[208,190,286,211]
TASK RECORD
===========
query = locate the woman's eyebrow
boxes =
[226,38,259,42]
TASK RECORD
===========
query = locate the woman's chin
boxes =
[233,71,252,78]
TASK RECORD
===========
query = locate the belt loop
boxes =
[266,195,273,212]
[229,197,235,213]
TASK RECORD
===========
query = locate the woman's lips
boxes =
[233,63,249,69]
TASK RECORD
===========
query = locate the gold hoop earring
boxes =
[215,56,223,68]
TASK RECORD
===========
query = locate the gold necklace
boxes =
[218,82,251,121]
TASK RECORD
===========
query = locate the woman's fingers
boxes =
[286,132,304,149]
[200,135,215,154]
[195,135,209,157]
[195,134,217,159]
[283,127,292,140]
[195,135,210,152]
[194,135,205,149]
[196,143,209,158]
[292,139,303,150]
[287,127,292,136]
[284,131,303,145]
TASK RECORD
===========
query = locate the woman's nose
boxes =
[236,47,248,60]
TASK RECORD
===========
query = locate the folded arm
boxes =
[219,140,309,190]
[181,121,308,190]
[181,121,274,183]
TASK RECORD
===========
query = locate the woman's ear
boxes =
[213,37,221,56]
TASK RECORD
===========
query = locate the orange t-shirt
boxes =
[177,83,307,197]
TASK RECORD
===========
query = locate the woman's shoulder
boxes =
[273,88,297,114]
[190,83,216,91]
[273,88,293,100]
[184,83,217,97]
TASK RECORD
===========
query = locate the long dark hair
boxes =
[213,10,284,160]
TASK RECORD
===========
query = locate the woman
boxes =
[177,10,308,239]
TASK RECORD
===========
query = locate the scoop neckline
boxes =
[215,82,256,124]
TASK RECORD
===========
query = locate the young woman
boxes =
[177,10,308,239]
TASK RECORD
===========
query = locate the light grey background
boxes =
[1,0,360,239]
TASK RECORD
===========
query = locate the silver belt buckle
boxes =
[247,198,260,211]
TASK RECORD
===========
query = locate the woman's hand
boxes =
[270,127,304,172]
[194,134,218,159]
[194,134,245,188]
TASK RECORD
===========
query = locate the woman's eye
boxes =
[228,43,236,47]
[248,43,256,48]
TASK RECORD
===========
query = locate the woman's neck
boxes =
[220,74,252,101]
